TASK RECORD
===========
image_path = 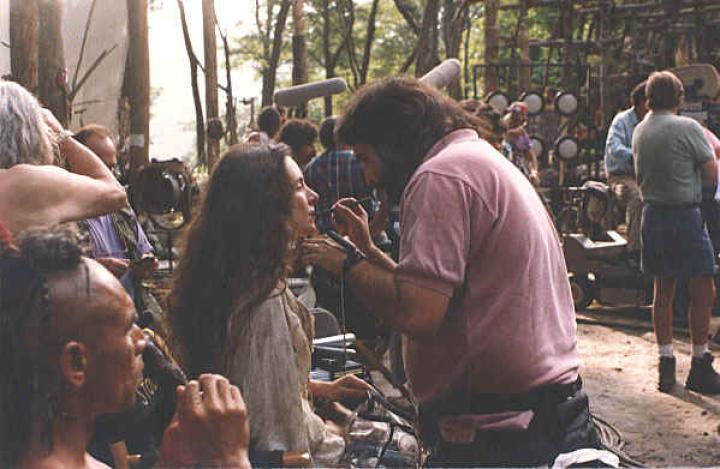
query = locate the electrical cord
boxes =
[592,414,645,468]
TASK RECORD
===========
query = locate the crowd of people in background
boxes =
[2,65,720,467]
[604,71,720,394]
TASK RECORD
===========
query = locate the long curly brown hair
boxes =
[166,144,294,377]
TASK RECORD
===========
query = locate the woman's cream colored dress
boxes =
[226,285,345,465]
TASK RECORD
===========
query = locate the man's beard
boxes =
[375,144,412,206]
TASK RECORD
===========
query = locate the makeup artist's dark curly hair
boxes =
[166,144,294,377]
[336,76,477,202]
[0,227,83,466]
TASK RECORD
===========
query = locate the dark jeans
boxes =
[425,387,602,467]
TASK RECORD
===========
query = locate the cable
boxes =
[592,415,645,468]
[375,422,397,468]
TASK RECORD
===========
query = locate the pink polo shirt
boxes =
[397,129,579,409]
[704,128,720,159]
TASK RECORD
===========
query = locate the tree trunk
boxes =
[415,0,440,77]
[123,0,150,178]
[393,0,420,36]
[9,0,38,93]
[220,29,238,145]
[177,0,205,166]
[359,0,380,86]
[442,0,468,99]
[37,0,68,126]
[261,0,291,107]
[202,0,220,170]
[322,0,333,116]
[483,0,499,95]
[292,0,308,116]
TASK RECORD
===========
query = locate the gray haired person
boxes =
[0,80,126,234]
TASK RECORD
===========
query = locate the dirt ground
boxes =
[577,306,720,467]
[374,307,720,467]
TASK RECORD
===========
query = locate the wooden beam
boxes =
[9,0,38,92]
[123,0,150,178]
[483,0,499,94]
[202,0,219,170]
[37,0,68,126]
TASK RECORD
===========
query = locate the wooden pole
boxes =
[484,0,499,94]
[37,0,68,126]
[291,0,309,116]
[518,0,531,91]
[561,0,575,88]
[260,1,291,107]
[123,0,150,179]
[177,0,206,166]
[202,0,220,170]
[9,0,39,93]
[414,0,440,77]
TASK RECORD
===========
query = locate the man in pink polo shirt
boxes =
[303,77,603,466]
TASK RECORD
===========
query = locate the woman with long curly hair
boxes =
[167,144,369,463]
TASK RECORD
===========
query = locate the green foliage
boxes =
[229,0,578,118]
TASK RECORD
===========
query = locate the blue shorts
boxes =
[641,205,715,278]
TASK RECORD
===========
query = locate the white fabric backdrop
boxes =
[0,0,128,133]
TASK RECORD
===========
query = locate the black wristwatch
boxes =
[326,229,366,277]
[342,247,366,277]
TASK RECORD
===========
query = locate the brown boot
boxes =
[658,356,676,392]
[686,352,720,395]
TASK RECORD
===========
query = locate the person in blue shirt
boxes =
[604,81,648,254]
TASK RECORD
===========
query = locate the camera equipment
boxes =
[135,159,194,231]
[554,135,580,162]
[273,77,348,108]
[554,91,579,116]
[419,58,461,90]
[520,91,545,116]
[486,90,510,113]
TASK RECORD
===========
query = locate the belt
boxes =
[418,378,583,447]
[420,377,582,418]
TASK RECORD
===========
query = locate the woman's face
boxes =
[285,156,319,238]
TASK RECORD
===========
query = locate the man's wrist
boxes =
[364,244,386,263]
[56,129,74,147]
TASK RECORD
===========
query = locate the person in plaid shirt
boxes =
[304,116,376,233]
[305,117,387,340]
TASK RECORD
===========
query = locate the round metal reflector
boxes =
[555,91,579,116]
[485,91,510,113]
[529,135,545,159]
[520,91,544,116]
[555,136,580,161]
